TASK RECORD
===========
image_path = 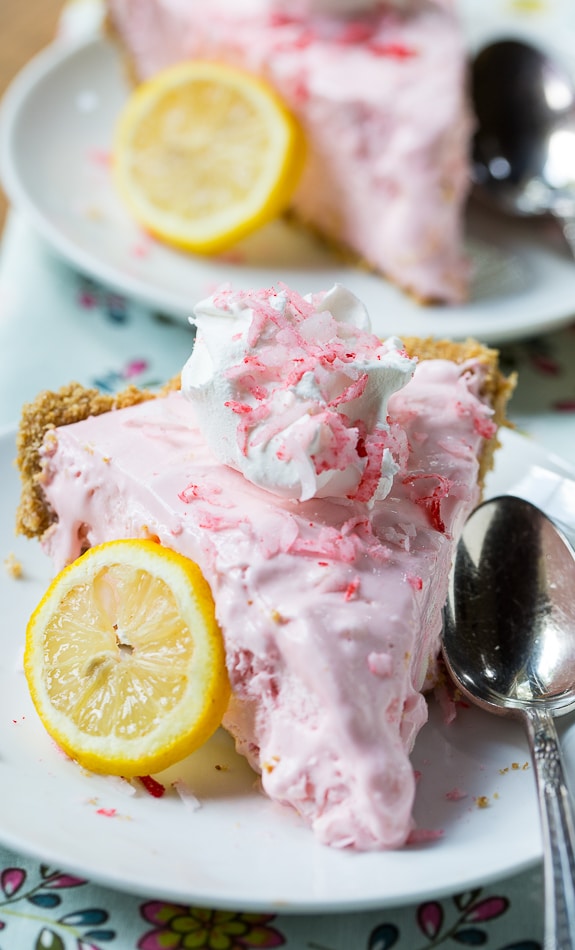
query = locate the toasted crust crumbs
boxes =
[16,383,158,539]
[4,553,23,579]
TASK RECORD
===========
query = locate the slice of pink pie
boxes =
[16,284,512,849]
[106,0,473,303]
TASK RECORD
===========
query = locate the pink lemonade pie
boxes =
[106,0,473,303]
[16,284,513,850]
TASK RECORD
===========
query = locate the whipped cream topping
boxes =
[181,284,415,503]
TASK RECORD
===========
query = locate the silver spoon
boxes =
[443,495,575,950]
[471,39,575,257]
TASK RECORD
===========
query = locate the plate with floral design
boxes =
[2,33,575,345]
[1,425,574,911]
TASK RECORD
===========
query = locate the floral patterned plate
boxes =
[2,34,575,345]
[1,425,574,913]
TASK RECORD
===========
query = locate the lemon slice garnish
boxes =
[113,60,305,253]
[25,540,230,776]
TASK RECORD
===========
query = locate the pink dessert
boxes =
[16,284,511,850]
[106,0,473,303]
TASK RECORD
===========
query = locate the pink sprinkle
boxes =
[328,372,368,407]
[197,512,244,531]
[87,148,112,168]
[338,21,374,44]
[138,775,165,798]
[179,483,200,502]
[178,483,231,506]
[402,473,451,534]
[407,574,423,591]
[531,353,560,376]
[350,428,386,503]
[96,807,117,817]
[369,42,418,59]
[317,561,329,567]
[344,578,360,601]
[473,416,497,439]
[224,400,252,415]
[130,243,150,259]
[269,13,296,26]
[291,29,315,49]
[79,292,97,308]
[124,359,148,378]
[291,77,309,104]
[446,787,468,802]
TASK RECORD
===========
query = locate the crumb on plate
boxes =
[4,553,23,578]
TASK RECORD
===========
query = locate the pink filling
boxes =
[39,356,495,850]
[106,0,472,302]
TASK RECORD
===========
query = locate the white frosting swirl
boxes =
[181,284,415,503]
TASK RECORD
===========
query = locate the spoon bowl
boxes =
[444,494,575,716]
[471,39,575,255]
[443,495,575,949]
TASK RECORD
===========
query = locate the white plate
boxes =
[2,33,575,344]
[1,425,575,912]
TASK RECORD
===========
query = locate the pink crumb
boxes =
[138,775,166,798]
[224,400,252,415]
[178,482,232,506]
[473,415,498,439]
[344,577,360,601]
[96,807,117,818]
[338,21,374,44]
[406,573,423,591]
[130,243,151,259]
[87,148,112,168]
[445,787,468,802]
[79,291,97,308]
[369,42,418,59]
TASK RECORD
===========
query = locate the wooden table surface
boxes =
[0,0,63,231]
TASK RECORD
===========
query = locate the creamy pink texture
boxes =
[39,356,494,850]
[108,0,472,302]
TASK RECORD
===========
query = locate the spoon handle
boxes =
[526,707,575,949]
[551,208,575,261]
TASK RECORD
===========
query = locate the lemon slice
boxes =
[24,540,230,777]
[113,60,305,253]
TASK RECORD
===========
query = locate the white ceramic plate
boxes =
[2,425,575,912]
[2,33,575,344]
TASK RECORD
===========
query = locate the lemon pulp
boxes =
[25,540,230,777]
